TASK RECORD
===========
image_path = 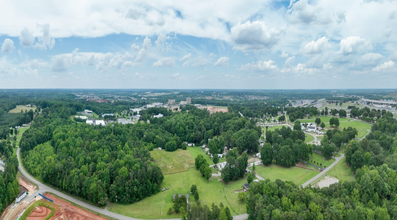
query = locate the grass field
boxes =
[150,149,195,174]
[108,168,246,219]
[305,134,314,143]
[327,157,355,182]
[187,147,225,165]
[308,153,335,168]
[262,125,284,132]
[9,105,36,113]
[297,116,349,123]
[251,165,319,186]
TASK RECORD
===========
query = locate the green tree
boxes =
[213,154,219,164]
[320,122,325,129]
[315,118,321,125]
[247,172,253,184]
[364,152,371,165]
[351,150,365,173]
[260,143,273,165]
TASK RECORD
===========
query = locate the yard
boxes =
[304,134,314,143]
[251,164,319,186]
[8,105,37,113]
[108,168,246,219]
[150,149,195,174]
[307,153,335,168]
[326,157,355,182]
[187,147,225,165]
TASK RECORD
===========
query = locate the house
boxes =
[86,119,106,126]
[204,148,209,153]
[130,108,141,114]
[173,194,189,203]
[217,154,223,158]
[201,144,207,149]
[255,153,261,158]
[83,109,93,116]
[15,191,28,203]
[307,124,316,132]
[216,162,227,171]
[243,183,250,192]
[75,115,88,120]
[101,113,114,117]
[152,113,163,118]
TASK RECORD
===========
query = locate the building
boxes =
[173,194,189,203]
[15,191,28,203]
[243,183,250,192]
[101,113,114,117]
[83,109,93,116]
[186,97,191,104]
[86,119,106,126]
[307,124,317,132]
[152,113,163,118]
[216,161,227,170]
[168,99,175,105]
[180,101,187,105]
[74,115,88,120]
[117,118,134,125]
[130,108,141,114]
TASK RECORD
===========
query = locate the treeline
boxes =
[186,202,233,220]
[246,163,396,219]
[228,104,286,119]
[0,156,20,214]
[287,107,320,122]
[262,126,312,167]
[0,112,33,139]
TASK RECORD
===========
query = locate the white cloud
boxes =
[338,36,372,55]
[280,51,289,58]
[231,21,283,51]
[179,53,191,62]
[336,10,346,24]
[155,34,170,50]
[300,37,330,54]
[389,11,396,20]
[34,23,55,50]
[1,39,14,53]
[50,55,70,72]
[384,28,393,38]
[185,56,208,67]
[288,0,332,24]
[391,52,397,61]
[130,43,140,50]
[238,60,277,72]
[209,53,216,58]
[20,59,48,69]
[153,57,175,67]
[373,61,394,71]
[135,37,151,62]
[359,53,384,66]
[214,57,229,66]
[284,56,295,66]
[19,27,35,47]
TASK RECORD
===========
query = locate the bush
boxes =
[167,207,173,215]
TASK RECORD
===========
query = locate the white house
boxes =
[216,162,227,171]
[75,115,88,120]
[255,153,261,158]
[152,113,163,118]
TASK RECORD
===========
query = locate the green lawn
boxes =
[297,116,349,124]
[187,147,225,165]
[262,125,285,132]
[150,149,195,175]
[108,169,246,219]
[308,153,335,168]
[16,126,29,145]
[8,105,37,113]
[305,134,314,143]
[251,165,319,186]
[327,158,355,182]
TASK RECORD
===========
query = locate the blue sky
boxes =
[0,0,397,89]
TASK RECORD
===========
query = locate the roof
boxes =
[243,183,250,189]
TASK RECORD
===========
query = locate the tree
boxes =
[320,122,325,130]
[247,172,253,184]
[204,167,212,180]
[213,154,219,164]
[315,118,321,126]
[351,150,365,173]
[190,185,197,194]
[194,191,199,201]
[278,115,285,122]
[335,118,340,127]
[252,164,255,172]
[238,192,246,202]
[261,143,273,165]
[364,152,371,165]
[329,118,335,126]
[293,121,301,131]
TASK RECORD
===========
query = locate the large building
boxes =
[186,97,191,104]
[168,99,175,105]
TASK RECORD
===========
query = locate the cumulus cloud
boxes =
[238,60,277,72]
[231,21,283,51]
[300,37,330,54]
[214,57,229,66]
[391,52,397,61]
[338,36,372,55]
[384,28,393,38]
[184,56,208,67]
[389,11,396,20]
[359,53,384,66]
[135,37,151,62]
[20,59,48,69]
[1,39,14,53]
[34,23,55,50]
[50,55,70,72]
[284,56,295,67]
[130,43,140,50]
[153,57,175,67]
[19,27,35,47]
[280,51,289,58]
[179,53,191,62]
[288,0,331,24]
[373,61,394,71]
[155,34,170,50]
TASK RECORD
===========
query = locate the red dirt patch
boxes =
[41,193,108,220]
[27,206,51,220]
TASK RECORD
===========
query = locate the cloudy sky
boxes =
[1,0,397,89]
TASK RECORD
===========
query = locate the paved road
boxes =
[301,153,345,188]
[17,148,249,220]
[304,132,318,144]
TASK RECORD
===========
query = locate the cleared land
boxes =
[315,175,339,188]
[326,157,355,182]
[308,153,335,168]
[251,164,319,186]
[187,147,225,165]
[9,105,37,113]
[108,168,246,219]
[150,149,195,174]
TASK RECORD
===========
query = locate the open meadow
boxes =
[8,105,37,113]
[326,157,355,182]
[108,168,246,219]
[251,164,319,186]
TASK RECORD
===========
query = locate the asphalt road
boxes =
[301,153,345,188]
[16,148,249,220]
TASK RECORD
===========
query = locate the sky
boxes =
[0,0,397,89]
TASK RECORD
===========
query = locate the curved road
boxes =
[16,148,248,220]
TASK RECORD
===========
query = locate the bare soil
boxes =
[315,175,339,188]
[27,206,51,220]
[42,193,108,220]
[20,175,37,195]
